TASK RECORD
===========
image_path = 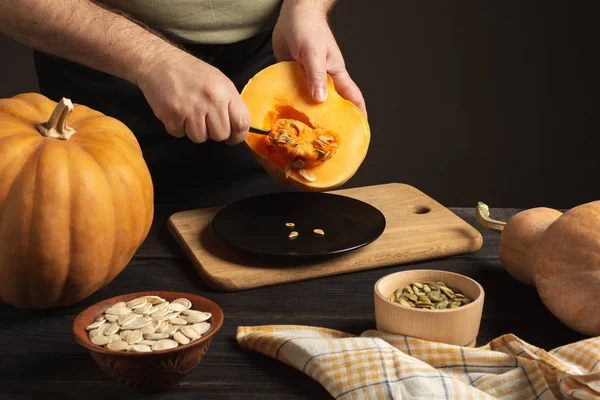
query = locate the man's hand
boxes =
[272,0,367,118]
[137,49,250,144]
[0,0,250,145]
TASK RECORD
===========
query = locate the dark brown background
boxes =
[1,1,597,208]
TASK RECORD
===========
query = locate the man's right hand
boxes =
[0,0,251,145]
[137,49,251,145]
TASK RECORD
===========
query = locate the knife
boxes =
[248,126,270,135]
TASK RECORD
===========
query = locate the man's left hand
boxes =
[272,1,368,118]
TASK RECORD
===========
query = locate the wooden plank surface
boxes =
[168,183,484,291]
[0,205,587,400]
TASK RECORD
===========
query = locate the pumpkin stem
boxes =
[37,97,76,140]
[475,201,506,232]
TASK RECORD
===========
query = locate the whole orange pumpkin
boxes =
[476,201,600,336]
[0,93,153,308]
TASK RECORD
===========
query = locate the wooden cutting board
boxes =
[168,183,483,291]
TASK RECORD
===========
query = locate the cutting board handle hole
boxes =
[413,206,431,214]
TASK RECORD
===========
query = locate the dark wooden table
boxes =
[0,206,587,400]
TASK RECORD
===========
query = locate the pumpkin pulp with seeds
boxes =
[267,118,339,180]
[242,61,370,191]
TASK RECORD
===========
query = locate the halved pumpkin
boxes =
[241,61,370,191]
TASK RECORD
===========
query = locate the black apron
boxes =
[33,29,286,207]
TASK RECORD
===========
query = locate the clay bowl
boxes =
[374,270,484,347]
[73,291,224,392]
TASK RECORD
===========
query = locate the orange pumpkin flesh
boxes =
[241,61,370,191]
[476,201,600,336]
[0,93,153,308]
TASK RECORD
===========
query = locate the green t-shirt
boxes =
[98,0,282,44]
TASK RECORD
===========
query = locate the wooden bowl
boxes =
[374,270,484,346]
[72,291,224,392]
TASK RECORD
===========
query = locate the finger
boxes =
[301,45,328,103]
[163,118,186,138]
[185,116,208,143]
[206,105,231,142]
[226,97,250,146]
[330,69,368,118]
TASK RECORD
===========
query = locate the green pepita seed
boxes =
[388,280,473,310]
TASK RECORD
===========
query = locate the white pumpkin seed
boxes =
[126,298,147,309]
[130,344,152,353]
[89,327,104,339]
[107,340,129,351]
[108,334,121,342]
[120,318,152,330]
[141,324,155,335]
[169,303,187,313]
[162,325,179,336]
[173,331,190,345]
[156,320,169,333]
[91,335,111,346]
[180,326,200,340]
[152,339,178,351]
[171,298,192,310]
[170,317,188,325]
[191,322,211,336]
[124,330,142,345]
[105,306,131,316]
[118,313,136,326]
[85,319,106,331]
[299,169,316,182]
[104,322,120,336]
[140,296,165,305]
[105,314,119,322]
[134,303,153,315]
[144,333,170,340]
[184,312,211,324]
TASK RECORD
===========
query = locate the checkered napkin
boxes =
[236,325,600,399]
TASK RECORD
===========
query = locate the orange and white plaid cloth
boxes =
[237,325,600,399]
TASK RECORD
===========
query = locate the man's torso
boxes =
[98,0,282,44]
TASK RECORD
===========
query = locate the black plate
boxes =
[211,191,386,258]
